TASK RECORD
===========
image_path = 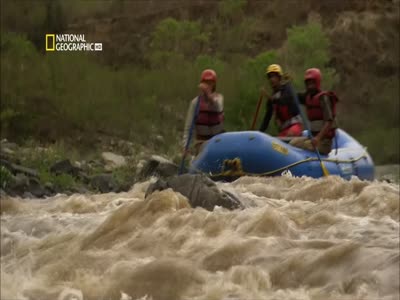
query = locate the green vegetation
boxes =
[0,166,13,189]
[6,141,140,192]
[1,0,398,165]
[283,23,339,89]
[17,143,78,190]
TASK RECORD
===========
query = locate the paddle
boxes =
[179,96,201,175]
[250,94,264,130]
[277,136,295,143]
[288,83,330,176]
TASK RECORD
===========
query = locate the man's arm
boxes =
[259,100,273,132]
[314,94,333,143]
[199,83,223,108]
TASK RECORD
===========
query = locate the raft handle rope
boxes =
[192,148,369,178]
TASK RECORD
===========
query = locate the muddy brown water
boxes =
[1,173,399,300]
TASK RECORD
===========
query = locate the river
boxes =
[1,169,399,300]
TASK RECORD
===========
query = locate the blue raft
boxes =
[189,129,374,181]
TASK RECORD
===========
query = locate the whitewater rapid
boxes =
[1,175,399,300]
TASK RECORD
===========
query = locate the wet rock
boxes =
[0,159,39,178]
[0,159,13,172]
[31,185,52,198]
[116,140,135,156]
[87,159,104,170]
[50,159,80,177]
[1,147,14,155]
[146,174,243,211]
[0,147,19,164]
[77,172,90,184]
[22,192,35,198]
[44,182,55,193]
[11,164,39,178]
[115,182,132,193]
[70,185,91,194]
[0,140,18,150]
[28,178,49,198]
[102,152,127,170]
[6,174,50,198]
[139,155,179,180]
[10,173,29,190]
[155,135,164,143]
[90,174,117,193]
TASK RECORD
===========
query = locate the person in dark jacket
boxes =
[259,64,303,137]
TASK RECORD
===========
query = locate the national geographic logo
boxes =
[45,34,102,52]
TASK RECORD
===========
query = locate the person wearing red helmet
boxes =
[290,68,339,154]
[259,64,303,137]
[182,69,224,155]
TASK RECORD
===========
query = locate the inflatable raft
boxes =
[189,129,374,181]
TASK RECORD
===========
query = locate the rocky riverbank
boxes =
[0,138,180,199]
[0,138,246,211]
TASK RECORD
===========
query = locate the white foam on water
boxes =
[1,177,399,300]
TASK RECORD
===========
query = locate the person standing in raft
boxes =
[290,68,339,155]
[182,69,224,156]
[259,64,303,137]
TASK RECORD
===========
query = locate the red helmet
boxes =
[201,69,217,82]
[304,68,321,90]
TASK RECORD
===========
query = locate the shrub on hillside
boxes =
[282,22,339,90]
[148,18,209,68]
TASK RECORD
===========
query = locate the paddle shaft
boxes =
[250,94,264,130]
[179,96,201,175]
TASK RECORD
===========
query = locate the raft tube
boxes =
[189,129,374,181]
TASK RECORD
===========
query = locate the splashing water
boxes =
[1,176,399,300]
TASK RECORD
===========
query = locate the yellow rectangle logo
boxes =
[46,34,55,51]
[272,141,289,155]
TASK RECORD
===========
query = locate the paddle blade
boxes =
[320,161,330,176]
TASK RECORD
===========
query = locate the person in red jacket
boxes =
[182,69,224,155]
[290,68,338,154]
[259,64,303,137]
